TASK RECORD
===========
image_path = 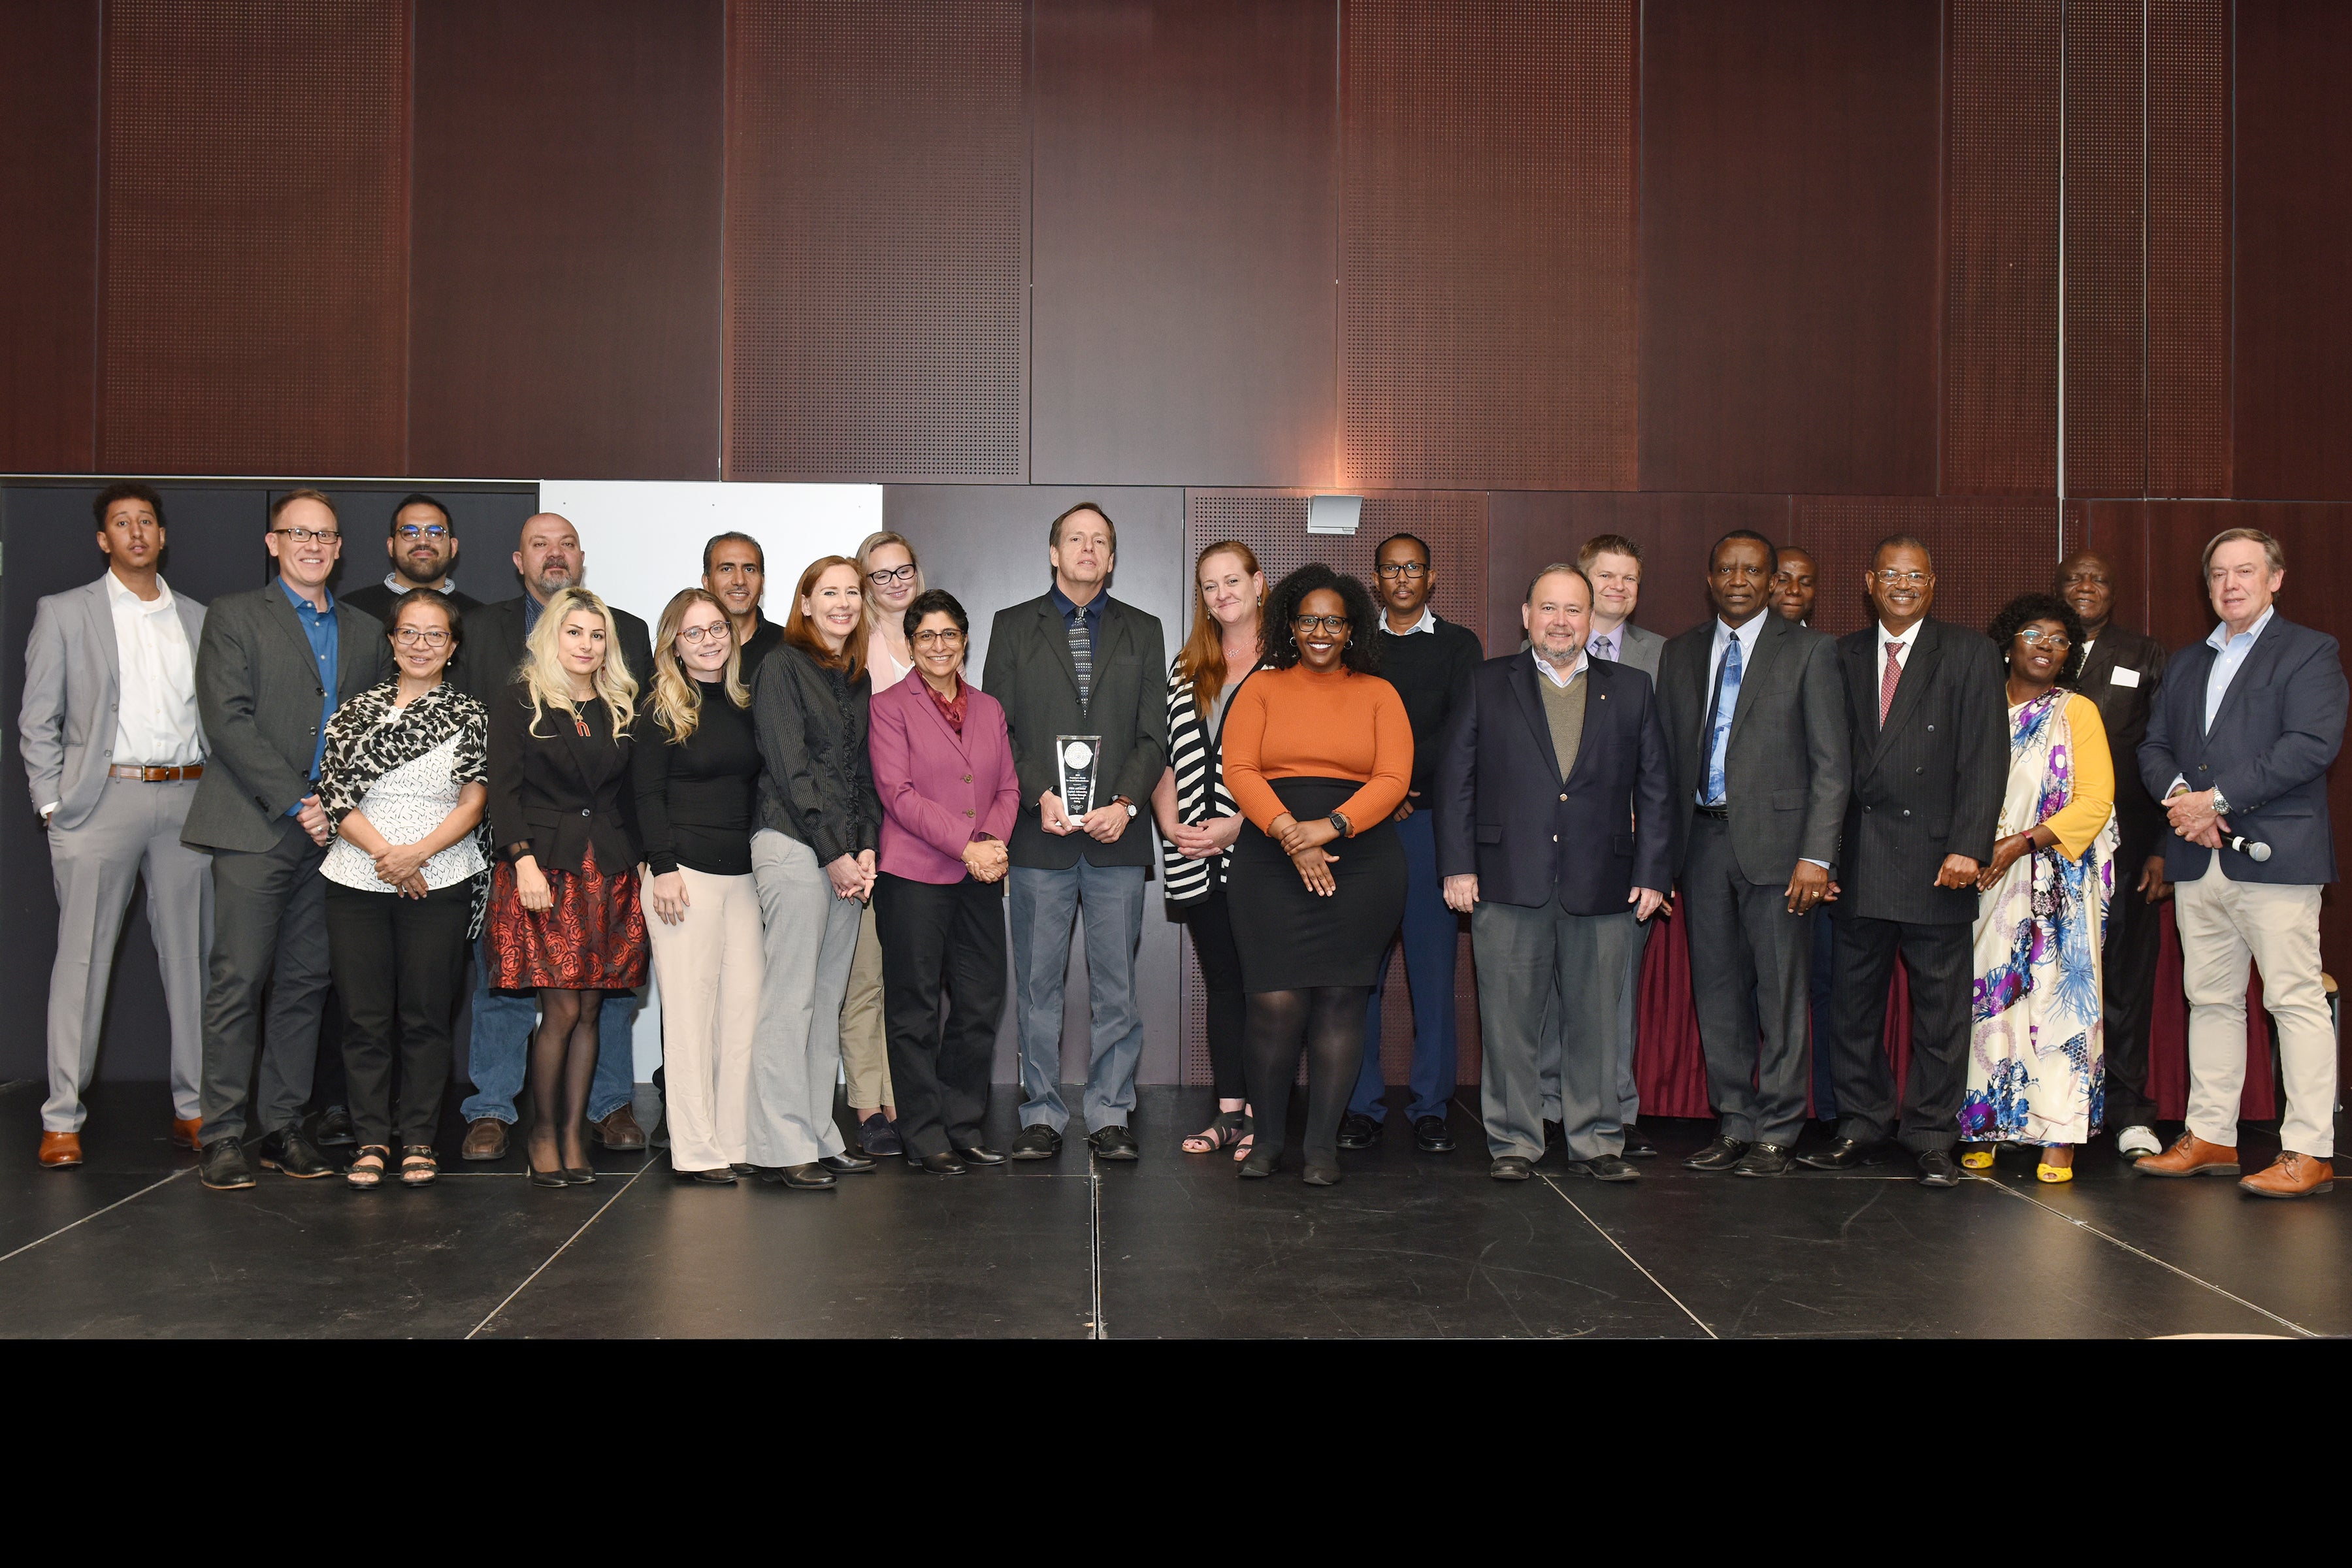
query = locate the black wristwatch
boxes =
[1327,811,1351,839]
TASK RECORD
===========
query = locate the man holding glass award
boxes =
[982,502,1169,1162]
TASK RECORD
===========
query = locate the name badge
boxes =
[2109,666,2140,689]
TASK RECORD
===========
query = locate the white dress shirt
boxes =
[1533,647,1588,689]
[1387,604,1438,636]
[108,572,203,768]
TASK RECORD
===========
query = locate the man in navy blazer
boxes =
[2136,527,2347,1198]
[1437,564,1672,1183]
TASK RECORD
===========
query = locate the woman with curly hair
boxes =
[1959,592,2117,1182]
[1220,563,1412,1185]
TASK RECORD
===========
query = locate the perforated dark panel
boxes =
[1786,496,2063,639]
[2061,0,2148,498]
[1339,0,1635,490]
[99,0,408,476]
[725,0,1026,482]
[1944,0,2059,494]
[2146,0,2230,499]
[0,1,98,473]
[1178,489,1488,1088]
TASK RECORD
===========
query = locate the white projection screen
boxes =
[531,480,884,1079]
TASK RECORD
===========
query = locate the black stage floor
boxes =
[3,1079,2342,1338]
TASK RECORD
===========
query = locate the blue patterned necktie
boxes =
[1589,632,1615,662]
[1703,632,1742,806]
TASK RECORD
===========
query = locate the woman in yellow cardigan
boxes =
[1958,594,2119,1182]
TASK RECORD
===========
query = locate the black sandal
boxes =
[399,1146,438,1188]
[346,1145,390,1190]
[1182,1107,1254,1156]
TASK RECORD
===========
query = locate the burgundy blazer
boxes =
[869,674,1021,884]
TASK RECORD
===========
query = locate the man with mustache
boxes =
[340,493,483,625]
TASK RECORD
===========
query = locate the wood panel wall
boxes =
[0,0,99,475]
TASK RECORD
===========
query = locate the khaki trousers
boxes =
[644,866,760,1173]
[2174,857,2336,1159]
[838,899,896,1111]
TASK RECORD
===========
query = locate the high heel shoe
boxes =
[563,1167,596,1186]
[1237,1145,1281,1179]
[528,1160,568,1188]
[1301,1162,1342,1187]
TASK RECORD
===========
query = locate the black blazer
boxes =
[340,580,485,627]
[1832,617,2008,925]
[2074,624,2168,857]
[751,641,881,866]
[1657,612,1848,884]
[1434,652,1673,913]
[457,593,653,706]
[486,679,642,876]
[980,590,1169,871]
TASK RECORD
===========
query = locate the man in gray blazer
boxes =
[182,489,391,1190]
[981,502,1168,1162]
[20,484,213,1168]
[1657,532,1848,1176]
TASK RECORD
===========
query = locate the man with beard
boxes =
[340,494,483,625]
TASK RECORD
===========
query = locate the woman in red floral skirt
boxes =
[486,586,648,1186]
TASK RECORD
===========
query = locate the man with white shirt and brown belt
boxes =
[20,484,214,1168]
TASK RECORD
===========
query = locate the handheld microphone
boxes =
[2226,835,2272,863]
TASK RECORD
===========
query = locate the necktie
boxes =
[1068,608,1092,712]
[1880,641,1904,724]
[1590,633,1614,662]
[1703,634,1742,806]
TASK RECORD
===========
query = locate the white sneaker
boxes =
[2115,1125,2161,1159]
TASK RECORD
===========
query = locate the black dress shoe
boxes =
[1335,1113,1381,1150]
[1301,1161,1342,1186]
[818,1151,875,1173]
[676,1166,736,1185]
[730,1163,755,1176]
[1009,1124,1061,1160]
[1088,1125,1139,1161]
[1620,1123,1658,1158]
[1543,1119,1565,1148]
[199,1137,256,1191]
[1567,1154,1641,1183]
[1917,1149,1960,1188]
[255,1128,337,1179]
[1733,1142,1796,1177]
[314,1105,357,1147]
[761,1162,837,1190]
[563,1167,596,1185]
[1685,1135,1750,1172]
[955,1145,1007,1166]
[1490,1155,1535,1181]
[1797,1135,1886,1171]
[911,1152,968,1175]
[1412,1115,1456,1153]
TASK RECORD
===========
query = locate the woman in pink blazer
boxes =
[868,589,1022,1174]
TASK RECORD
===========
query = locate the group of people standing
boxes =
[23,482,2345,1204]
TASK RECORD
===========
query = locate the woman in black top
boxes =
[633,588,762,1185]
[485,587,646,1187]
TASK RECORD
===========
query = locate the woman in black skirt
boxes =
[1220,564,1412,1186]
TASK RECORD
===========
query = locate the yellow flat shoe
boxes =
[1959,1148,1995,1171]
[2036,1162,2074,1183]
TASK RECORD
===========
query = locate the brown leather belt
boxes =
[108,764,203,781]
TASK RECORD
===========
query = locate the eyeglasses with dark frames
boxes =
[1293,613,1351,634]
[395,524,451,541]
[867,564,918,587]
[678,624,733,646]
[392,627,449,647]
[913,627,964,648]
[1375,561,1429,580]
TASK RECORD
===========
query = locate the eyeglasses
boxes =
[868,564,917,587]
[1872,569,1930,587]
[1293,614,1351,634]
[913,628,964,649]
[274,527,340,544]
[2017,628,2072,651]
[395,524,451,541]
[393,627,449,647]
[1375,561,1429,580]
[678,625,732,646]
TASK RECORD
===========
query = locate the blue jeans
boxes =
[1350,808,1458,1123]
[1009,860,1146,1134]
[459,934,639,1125]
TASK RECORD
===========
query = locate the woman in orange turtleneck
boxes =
[1220,564,1413,1186]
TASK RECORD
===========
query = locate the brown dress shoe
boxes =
[590,1105,646,1151]
[2134,1132,2239,1177]
[171,1117,203,1151]
[2240,1152,2334,1198]
[39,1132,83,1168]
[461,1118,510,1161]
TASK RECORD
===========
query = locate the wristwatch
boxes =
[1327,811,1352,838]
[2210,787,2232,816]
[1115,795,1137,819]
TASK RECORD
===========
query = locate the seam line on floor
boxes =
[1539,1173,1720,1339]
[1088,1148,1105,1340]
[465,1164,650,1340]
[0,1168,191,1266]
[1970,1175,2317,1338]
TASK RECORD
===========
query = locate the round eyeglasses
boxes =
[678,624,733,646]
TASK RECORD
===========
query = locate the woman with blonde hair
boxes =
[632,587,762,1184]
[747,556,883,1189]
[485,586,647,1186]
[1151,540,1267,1158]
[841,529,923,1151]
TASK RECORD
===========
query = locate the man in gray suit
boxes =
[20,484,213,1169]
[981,502,1168,1162]
[183,489,391,1190]
[1658,531,1848,1176]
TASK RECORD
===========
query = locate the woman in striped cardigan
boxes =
[1150,540,1268,1158]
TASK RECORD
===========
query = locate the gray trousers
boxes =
[197,815,329,1144]
[44,778,212,1131]
[1009,860,1146,1134]
[1682,815,1815,1148]
[1541,913,1650,1130]
[748,830,860,1166]
[1476,894,1635,1162]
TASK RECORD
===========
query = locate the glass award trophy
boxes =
[1056,735,1102,815]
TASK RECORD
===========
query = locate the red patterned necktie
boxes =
[1879,642,1904,724]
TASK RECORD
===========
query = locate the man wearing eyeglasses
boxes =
[180,489,393,1190]
[1800,536,2005,1189]
[340,495,484,626]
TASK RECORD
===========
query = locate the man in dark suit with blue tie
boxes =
[1436,564,1673,1183]
[1799,536,2006,1188]
[2135,527,2346,1198]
